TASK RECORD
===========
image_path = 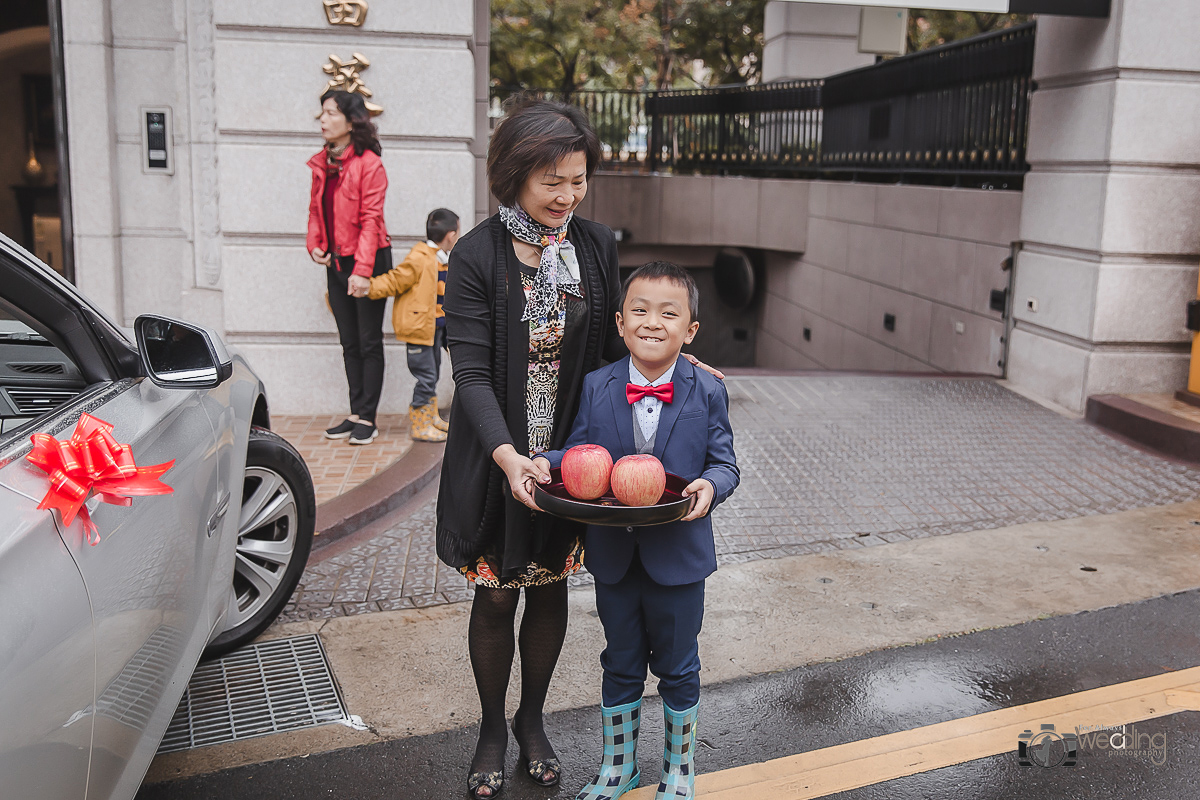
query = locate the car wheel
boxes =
[203,426,315,658]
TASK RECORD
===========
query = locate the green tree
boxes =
[491,0,651,96]
[906,10,1030,53]
[640,0,768,90]
[490,0,768,94]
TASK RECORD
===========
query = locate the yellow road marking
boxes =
[627,665,1200,799]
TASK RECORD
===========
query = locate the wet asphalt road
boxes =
[138,589,1200,800]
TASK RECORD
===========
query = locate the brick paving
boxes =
[274,414,412,506]
[280,377,1200,622]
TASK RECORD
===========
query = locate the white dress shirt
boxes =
[629,359,676,444]
[426,240,449,265]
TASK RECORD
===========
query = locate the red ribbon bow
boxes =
[626,382,674,405]
[25,413,175,545]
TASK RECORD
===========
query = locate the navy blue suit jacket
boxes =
[543,355,739,586]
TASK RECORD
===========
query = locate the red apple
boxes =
[610,454,667,507]
[561,444,613,500]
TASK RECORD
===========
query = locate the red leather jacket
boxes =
[307,146,390,277]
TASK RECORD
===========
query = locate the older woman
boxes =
[436,98,620,798]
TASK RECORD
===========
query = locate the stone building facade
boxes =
[8,0,1198,417]
[55,0,489,414]
[757,0,1200,412]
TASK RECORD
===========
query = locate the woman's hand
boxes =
[680,478,715,521]
[493,444,552,511]
[348,274,371,298]
[683,353,725,380]
[310,247,332,266]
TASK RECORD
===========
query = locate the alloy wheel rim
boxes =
[222,466,299,632]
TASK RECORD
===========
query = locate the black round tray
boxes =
[534,468,694,527]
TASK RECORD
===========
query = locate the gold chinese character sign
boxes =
[324,0,368,26]
[322,53,383,115]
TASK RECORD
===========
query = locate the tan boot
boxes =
[429,395,449,432]
[409,404,447,442]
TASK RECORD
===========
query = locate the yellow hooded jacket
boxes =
[367,241,443,346]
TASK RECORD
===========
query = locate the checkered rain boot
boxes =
[577,698,642,799]
[654,702,699,799]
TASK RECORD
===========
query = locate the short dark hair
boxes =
[426,208,459,243]
[620,262,700,323]
[319,89,381,156]
[487,96,602,207]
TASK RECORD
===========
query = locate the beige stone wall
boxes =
[1007,0,1200,412]
[756,181,1017,374]
[581,174,809,253]
[584,174,1013,376]
[763,1,874,81]
[60,0,477,415]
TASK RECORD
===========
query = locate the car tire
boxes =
[203,426,315,659]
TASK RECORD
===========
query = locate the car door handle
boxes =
[207,491,230,537]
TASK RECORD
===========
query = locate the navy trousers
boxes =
[406,325,445,407]
[593,554,705,710]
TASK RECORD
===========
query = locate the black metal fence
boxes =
[820,22,1035,180]
[490,88,651,170]
[490,21,1036,185]
[647,80,823,174]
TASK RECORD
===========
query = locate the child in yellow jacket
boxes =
[367,208,459,441]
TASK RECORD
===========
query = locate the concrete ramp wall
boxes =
[761,182,1020,375]
[585,175,1021,376]
[578,174,809,254]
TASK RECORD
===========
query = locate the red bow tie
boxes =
[627,382,673,404]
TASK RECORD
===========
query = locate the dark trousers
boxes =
[593,554,705,711]
[328,249,389,421]
[406,325,445,407]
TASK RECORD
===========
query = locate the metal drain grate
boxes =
[157,634,349,753]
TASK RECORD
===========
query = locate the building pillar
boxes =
[59,0,124,320]
[471,0,490,225]
[762,1,873,82]
[1008,0,1200,412]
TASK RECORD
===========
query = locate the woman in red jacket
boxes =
[307,89,391,445]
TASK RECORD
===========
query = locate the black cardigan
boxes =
[435,213,626,579]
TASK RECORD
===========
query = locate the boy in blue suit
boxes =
[535,261,739,800]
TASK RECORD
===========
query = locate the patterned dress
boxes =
[459,266,585,588]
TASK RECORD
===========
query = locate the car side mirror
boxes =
[134,314,233,389]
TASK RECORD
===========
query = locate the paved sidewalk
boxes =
[141,588,1200,799]
[279,376,1200,623]
[146,499,1200,785]
[273,414,412,506]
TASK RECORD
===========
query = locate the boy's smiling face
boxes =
[617,276,700,380]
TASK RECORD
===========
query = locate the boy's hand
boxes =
[680,478,714,521]
[348,274,371,297]
[531,456,552,483]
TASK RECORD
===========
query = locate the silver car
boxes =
[0,234,315,799]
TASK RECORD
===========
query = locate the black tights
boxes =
[468,581,569,776]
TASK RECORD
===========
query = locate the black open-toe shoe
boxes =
[467,768,504,799]
[512,711,561,788]
[519,753,561,787]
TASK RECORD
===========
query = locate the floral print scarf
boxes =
[499,204,583,321]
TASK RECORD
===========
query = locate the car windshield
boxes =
[0,317,49,345]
